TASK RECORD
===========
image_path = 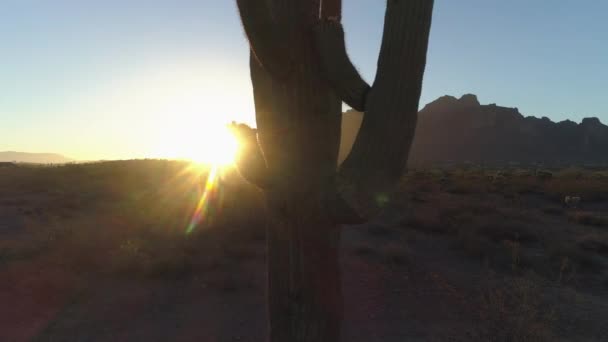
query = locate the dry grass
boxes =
[399,166,608,284]
[473,272,557,342]
[2,162,607,341]
[0,160,266,281]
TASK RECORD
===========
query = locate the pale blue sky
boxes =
[1,0,606,160]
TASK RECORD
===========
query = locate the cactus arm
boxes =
[371,0,434,107]
[236,0,291,78]
[314,20,371,112]
[234,137,273,190]
[340,0,434,190]
[229,121,272,190]
[226,52,277,191]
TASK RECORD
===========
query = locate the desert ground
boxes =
[1,160,607,341]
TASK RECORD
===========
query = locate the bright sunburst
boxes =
[190,124,240,166]
[154,122,240,167]
[164,122,242,234]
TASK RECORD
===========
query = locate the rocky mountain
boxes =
[0,151,73,164]
[339,94,608,166]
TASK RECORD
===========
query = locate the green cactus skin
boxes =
[234,1,434,340]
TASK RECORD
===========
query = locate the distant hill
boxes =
[340,94,608,167]
[0,151,73,164]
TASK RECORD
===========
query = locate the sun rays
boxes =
[153,122,241,167]
[181,124,243,234]
[186,165,224,234]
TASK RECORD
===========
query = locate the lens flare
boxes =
[186,166,224,234]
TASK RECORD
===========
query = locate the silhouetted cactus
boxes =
[234,1,434,341]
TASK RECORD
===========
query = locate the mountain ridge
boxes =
[0,151,73,164]
[339,94,608,166]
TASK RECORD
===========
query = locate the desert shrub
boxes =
[401,211,449,234]
[590,170,608,180]
[381,244,410,266]
[512,169,534,177]
[444,179,487,194]
[353,244,377,257]
[477,222,539,245]
[503,176,542,195]
[544,178,608,203]
[536,170,554,181]
[398,175,435,194]
[366,224,396,237]
[453,228,534,272]
[577,234,608,256]
[409,191,427,203]
[567,211,608,227]
[408,169,432,179]
[454,229,496,260]
[474,273,557,342]
[541,206,564,216]
[546,240,605,273]
[554,167,585,180]
[442,202,499,217]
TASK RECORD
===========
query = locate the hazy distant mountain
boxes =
[0,151,73,164]
[340,94,608,166]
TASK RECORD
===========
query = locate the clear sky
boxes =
[2,0,606,160]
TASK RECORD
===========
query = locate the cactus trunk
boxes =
[234,0,434,340]
[265,193,342,341]
[241,1,344,340]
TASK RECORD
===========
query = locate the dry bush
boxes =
[443,202,500,217]
[477,221,539,245]
[546,240,605,273]
[397,176,436,194]
[401,210,449,234]
[543,178,608,203]
[577,233,608,256]
[502,176,542,195]
[443,178,488,194]
[541,206,564,216]
[567,211,608,227]
[454,228,497,261]
[473,273,557,342]
[366,224,397,238]
[352,244,377,257]
[554,167,585,179]
[381,243,410,266]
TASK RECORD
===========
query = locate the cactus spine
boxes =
[234,1,434,340]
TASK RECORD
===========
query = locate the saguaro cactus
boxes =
[233,1,434,341]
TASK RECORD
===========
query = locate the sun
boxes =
[188,124,240,166]
[153,122,241,167]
